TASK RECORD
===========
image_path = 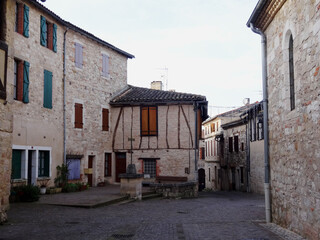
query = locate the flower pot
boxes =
[40,187,46,195]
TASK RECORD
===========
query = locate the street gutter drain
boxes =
[109,233,135,239]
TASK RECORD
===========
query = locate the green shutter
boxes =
[44,151,50,177]
[40,16,47,46]
[23,61,29,103]
[53,24,57,52]
[43,70,52,109]
[23,5,29,37]
[12,150,22,179]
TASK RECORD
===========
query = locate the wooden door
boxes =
[88,156,94,186]
[198,168,205,191]
[115,153,126,182]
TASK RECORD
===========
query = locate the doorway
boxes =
[115,153,127,182]
[88,156,94,187]
[198,168,205,191]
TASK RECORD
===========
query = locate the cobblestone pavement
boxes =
[0,191,304,240]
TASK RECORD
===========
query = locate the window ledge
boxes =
[11,179,27,183]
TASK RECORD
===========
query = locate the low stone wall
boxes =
[150,181,198,198]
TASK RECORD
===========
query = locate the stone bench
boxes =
[156,176,188,183]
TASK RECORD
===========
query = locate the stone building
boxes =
[200,102,264,193]
[63,11,134,187]
[0,0,11,223]
[247,0,320,238]
[109,85,208,183]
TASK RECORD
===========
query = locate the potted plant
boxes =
[38,179,50,195]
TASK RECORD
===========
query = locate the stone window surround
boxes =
[11,145,52,184]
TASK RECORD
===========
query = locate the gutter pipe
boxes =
[63,28,68,164]
[250,23,271,223]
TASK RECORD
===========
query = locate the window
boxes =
[144,159,156,178]
[211,123,215,132]
[216,122,219,132]
[241,142,244,151]
[43,69,52,109]
[68,159,81,180]
[0,42,8,100]
[257,118,264,140]
[38,150,50,177]
[15,2,29,37]
[234,135,239,153]
[102,54,109,78]
[199,147,205,160]
[40,16,57,52]
[289,34,295,110]
[105,153,111,177]
[229,137,233,153]
[240,167,244,184]
[141,106,157,136]
[102,108,109,131]
[74,103,83,128]
[14,59,29,103]
[12,149,23,179]
[75,43,83,68]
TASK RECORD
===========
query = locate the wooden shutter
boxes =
[22,61,29,103]
[40,16,47,46]
[102,108,109,131]
[53,24,57,52]
[102,54,109,77]
[16,60,24,101]
[141,107,148,135]
[47,23,53,50]
[234,136,239,152]
[68,159,80,180]
[75,103,83,128]
[23,4,29,37]
[17,3,24,35]
[149,106,157,135]
[75,43,83,68]
[43,70,52,109]
[12,150,22,179]
[229,137,233,153]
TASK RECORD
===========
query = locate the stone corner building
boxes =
[248,0,320,239]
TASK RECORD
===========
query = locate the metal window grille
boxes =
[144,159,156,178]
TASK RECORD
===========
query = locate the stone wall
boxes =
[65,29,128,186]
[151,182,198,198]
[112,104,197,181]
[0,102,12,223]
[264,0,320,238]
[249,140,264,195]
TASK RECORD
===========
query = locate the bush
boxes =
[10,185,40,202]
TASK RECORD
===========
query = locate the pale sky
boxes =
[42,0,262,116]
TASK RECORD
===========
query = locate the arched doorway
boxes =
[198,168,205,191]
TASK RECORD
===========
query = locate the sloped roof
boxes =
[27,0,134,59]
[110,85,207,106]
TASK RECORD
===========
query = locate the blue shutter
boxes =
[40,16,47,47]
[102,54,109,77]
[75,43,83,68]
[23,61,29,103]
[43,70,52,109]
[68,159,80,180]
[53,24,57,52]
[23,5,29,38]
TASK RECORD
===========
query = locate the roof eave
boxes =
[246,0,268,27]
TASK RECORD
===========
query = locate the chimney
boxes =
[151,81,163,90]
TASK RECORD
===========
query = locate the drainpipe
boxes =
[63,28,68,164]
[194,101,198,182]
[250,23,271,223]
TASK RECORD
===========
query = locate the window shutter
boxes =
[102,108,109,131]
[40,16,47,47]
[102,54,109,77]
[75,43,83,68]
[141,107,148,135]
[149,106,157,135]
[23,61,29,103]
[16,61,24,101]
[75,103,83,128]
[17,3,24,34]
[12,150,22,179]
[23,4,29,37]
[43,70,52,109]
[47,23,53,50]
[53,24,57,52]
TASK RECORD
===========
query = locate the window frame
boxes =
[38,150,50,178]
[143,159,157,178]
